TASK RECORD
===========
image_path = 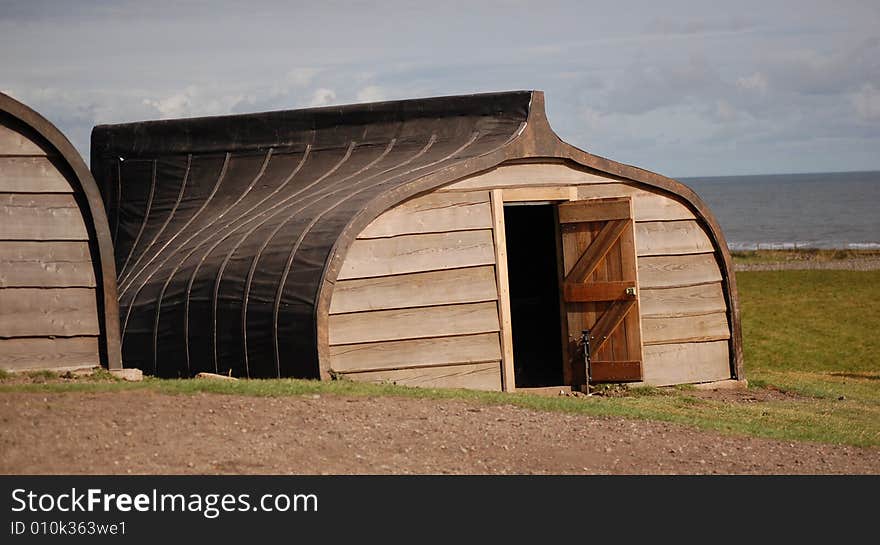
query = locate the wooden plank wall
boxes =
[441,162,732,386]
[328,191,504,390]
[0,117,101,371]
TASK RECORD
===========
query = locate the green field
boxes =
[733,270,880,446]
[2,268,879,447]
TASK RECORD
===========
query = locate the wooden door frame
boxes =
[491,187,578,392]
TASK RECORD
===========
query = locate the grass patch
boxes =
[737,270,879,374]
[3,374,877,447]
[2,269,878,448]
[24,370,60,380]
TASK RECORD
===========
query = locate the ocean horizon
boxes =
[680,170,879,251]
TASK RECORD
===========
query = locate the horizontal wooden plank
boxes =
[0,193,88,240]
[328,332,502,372]
[329,301,500,345]
[640,283,727,318]
[330,266,497,314]
[0,288,99,337]
[0,241,96,287]
[501,186,575,201]
[358,191,491,238]
[0,123,47,156]
[642,341,731,386]
[637,254,722,289]
[0,336,99,370]
[577,184,696,221]
[636,221,714,256]
[338,230,495,280]
[642,312,730,345]
[559,197,632,223]
[564,281,636,302]
[590,360,643,383]
[440,163,615,191]
[0,157,72,192]
[342,361,502,391]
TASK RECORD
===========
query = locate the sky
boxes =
[1,0,878,177]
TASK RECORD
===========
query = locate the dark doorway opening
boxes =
[503,203,564,388]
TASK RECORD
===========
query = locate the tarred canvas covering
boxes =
[91,92,531,378]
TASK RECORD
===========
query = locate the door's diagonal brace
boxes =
[564,219,628,284]
[589,298,636,354]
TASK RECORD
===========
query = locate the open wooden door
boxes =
[559,197,643,387]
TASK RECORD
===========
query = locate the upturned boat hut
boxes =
[0,93,121,372]
[91,91,742,391]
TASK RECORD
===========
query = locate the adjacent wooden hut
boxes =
[91,90,742,390]
[0,93,121,372]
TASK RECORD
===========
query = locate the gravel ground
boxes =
[1,391,877,475]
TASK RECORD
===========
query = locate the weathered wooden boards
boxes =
[0,288,100,337]
[640,283,727,317]
[641,341,730,386]
[438,162,732,386]
[0,117,101,371]
[0,194,90,240]
[329,266,496,314]
[637,254,722,288]
[329,190,504,389]
[328,333,501,372]
[441,163,612,190]
[358,191,492,238]
[0,157,72,193]
[347,362,501,390]
[338,230,495,279]
[330,161,732,388]
[0,241,96,287]
[0,337,100,371]
[636,221,713,256]
[641,313,729,345]
[0,123,48,155]
[329,302,500,345]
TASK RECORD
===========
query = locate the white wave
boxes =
[847,242,880,249]
[728,241,879,250]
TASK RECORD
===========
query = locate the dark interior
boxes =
[503,204,564,388]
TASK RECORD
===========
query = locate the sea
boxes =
[681,171,880,251]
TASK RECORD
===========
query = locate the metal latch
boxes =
[582,329,592,387]
[625,286,636,297]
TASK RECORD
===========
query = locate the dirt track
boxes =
[1,391,877,474]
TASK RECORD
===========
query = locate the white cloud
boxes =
[284,68,318,89]
[356,86,386,103]
[307,88,336,107]
[141,86,245,119]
